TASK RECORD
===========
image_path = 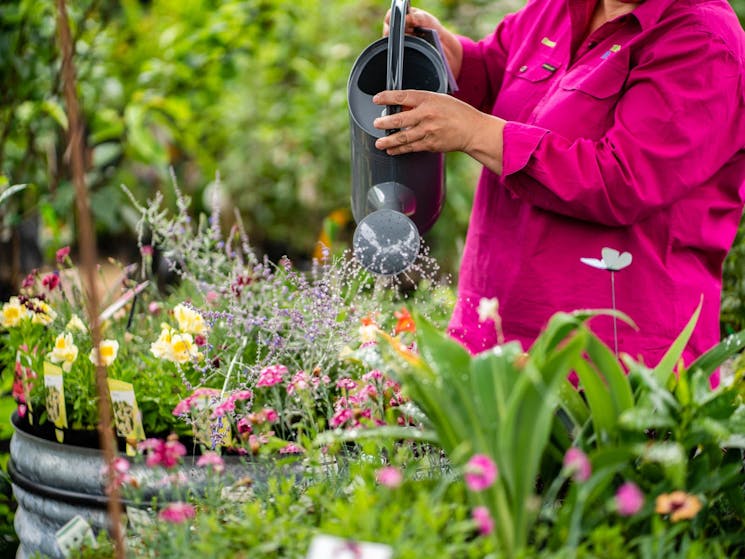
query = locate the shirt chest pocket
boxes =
[495,57,563,121]
[560,56,629,100]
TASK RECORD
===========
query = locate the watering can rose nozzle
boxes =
[353,209,420,276]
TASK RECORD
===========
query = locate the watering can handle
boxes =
[385,0,409,125]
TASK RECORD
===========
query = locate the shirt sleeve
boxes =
[501,31,745,226]
[454,11,517,113]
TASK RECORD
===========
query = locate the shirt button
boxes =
[519,65,528,72]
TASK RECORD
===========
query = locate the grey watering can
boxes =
[348,0,449,275]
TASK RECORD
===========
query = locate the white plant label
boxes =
[306,534,393,559]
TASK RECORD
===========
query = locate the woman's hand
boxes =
[383,6,463,79]
[372,89,506,175]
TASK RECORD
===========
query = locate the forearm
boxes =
[464,113,506,176]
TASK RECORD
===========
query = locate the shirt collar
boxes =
[569,0,678,33]
[630,0,678,31]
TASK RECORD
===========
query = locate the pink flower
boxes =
[563,448,591,482]
[375,466,403,488]
[236,417,252,436]
[56,246,71,264]
[256,364,288,387]
[336,378,357,391]
[464,454,498,492]
[148,302,161,315]
[287,371,310,394]
[41,273,60,291]
[140,245,154,256]
[330,408,353,428]
[262,408,278,423]
[197,452,225,474]
[206,291,219,304]
[21,272,36,289]
[138,437,187,469]
[472,506,494,536]
[158,502,196,524]
[616,482,644,516]
[278,443,305,455]
[362,369,383,382]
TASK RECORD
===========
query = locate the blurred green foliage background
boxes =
[1,0,744,331]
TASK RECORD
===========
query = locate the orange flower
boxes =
[394,307,415,334]
[655,491,702,522]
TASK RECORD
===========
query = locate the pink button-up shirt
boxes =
[448,0,745,381]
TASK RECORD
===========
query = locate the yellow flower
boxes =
[66,314,87,333]
[173,303,209,335]
[30,298,57,326]
[150,325,175,361]
[359,324,379,344]
[49,332,79,372]
[1,297,28,328]
[170,332,198,364]
[655,491,702,522]
[89,339,119,367]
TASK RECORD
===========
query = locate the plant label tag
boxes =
[99,280,150,321]
[306,534,393,559]
[108,379,146,455]
[43,361,68,442]
[55,515,96,557]
[125,506,153,534]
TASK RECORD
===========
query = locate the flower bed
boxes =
[1,185,744,559]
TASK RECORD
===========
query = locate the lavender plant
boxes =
[120,176,448,453]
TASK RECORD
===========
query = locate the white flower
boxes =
[1,297,28,328]
[580,247,633,272]
[173,303,209,335]
[49,332,79,372]
[66,314,87,333]
[89,339,119,367]
[477,297,500,323]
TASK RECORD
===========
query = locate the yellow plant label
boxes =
[43,361,67,442]
[108,379,146,456]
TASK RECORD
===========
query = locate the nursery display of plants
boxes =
[1,182,744,558]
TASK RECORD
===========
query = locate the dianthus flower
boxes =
[563,447,591,482]
[197,451,225,473]
[464,454,498,492]
[472,506,494,536]
[376,466,403,488]
[256,364,287,387]
[158,502,196,524]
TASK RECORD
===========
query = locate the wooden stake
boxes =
[54,1,126,556]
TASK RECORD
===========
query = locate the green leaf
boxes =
[41,99,68,130]
[688,328,745,377]
[652,296,703,385]
[0,183,27,206]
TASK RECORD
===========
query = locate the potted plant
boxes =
[0,181,452,558]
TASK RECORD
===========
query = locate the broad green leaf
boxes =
[652,296,703,385]
[688,328,745,377]
[585,334,634,414]
[573,358,617,441]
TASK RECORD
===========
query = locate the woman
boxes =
[373,0,745,385]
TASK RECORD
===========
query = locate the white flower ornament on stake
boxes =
[580,247,633,356]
